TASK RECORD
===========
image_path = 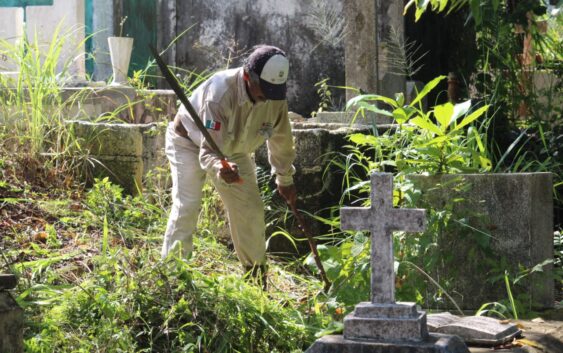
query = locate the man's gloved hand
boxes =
[277,184,297,207]
[219,162,240,184]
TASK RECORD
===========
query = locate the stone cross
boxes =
[340,173,426,304]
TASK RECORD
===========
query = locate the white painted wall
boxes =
[0,8,23,72]
[0,0,85,79]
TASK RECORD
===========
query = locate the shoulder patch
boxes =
[205,120,221,131]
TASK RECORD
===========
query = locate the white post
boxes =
[26,0,86,81]
[0,7,24,77]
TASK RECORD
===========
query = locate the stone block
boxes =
[305,333,470,353]
[427,313,521,345]
[353,302,418,318]
[92,156,144,195]
[408,173,554,309]
[140,122,168,175]
[0,275,17,291]
[67,120,144,157]
[344,310,428,342]
[310,111,391,125]
[0,292,24,353]
[66,121,168,194]
[60,87,176,123]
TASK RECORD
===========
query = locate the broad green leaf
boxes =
[438,0,448,12]
[433,103,454,131]
[403,0,416,15]
[355,101,394,117]
[492,0,500,12]
[395,92,405,107]
[417,146,442,158]
[410,76,446,107]
[349,133,378,146]
[452,100,472,122]
[410,116,443,136]
[469,126,486,153]
[479,156,492,171]
[419,0,431,9]
[454,105,490,131]
[421,135,449,147]
[403,106,418,120]
[415,7,424,21]
[470,0,482,26]
[347,94,398,110]
[393,108,408,124]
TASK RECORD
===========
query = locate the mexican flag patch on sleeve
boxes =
[205,120,221,131]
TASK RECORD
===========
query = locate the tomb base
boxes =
[344,302,428,341]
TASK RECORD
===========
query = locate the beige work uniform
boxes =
[162,67,296,266]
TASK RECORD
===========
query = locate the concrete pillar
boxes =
[0,274,24,353]
[343,0,377,102]
[26,0,86,80]
[92,0,115,81]
[377,1,406,98]
[0,8,24,73]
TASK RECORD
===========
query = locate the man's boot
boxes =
[243,264,268,291]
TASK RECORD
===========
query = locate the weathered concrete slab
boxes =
[66,121,166,194]
[61,88,176,124]
[310,111,391,125]
[0,291,24,353]
[344,309,428,342]
[408,173,554,310]
[306,333,469,353]
[0,274,17,290]
[427,313,521,345]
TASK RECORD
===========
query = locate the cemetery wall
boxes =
[0,0,86,79]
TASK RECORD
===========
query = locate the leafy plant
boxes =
[346,75,492,174]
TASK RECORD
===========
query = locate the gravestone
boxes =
[426,313,521,345]
[306,173,469,353]
[0,274,24,353]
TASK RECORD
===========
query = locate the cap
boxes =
[245,45,289,100]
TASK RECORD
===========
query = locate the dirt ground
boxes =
[469,318,563,353]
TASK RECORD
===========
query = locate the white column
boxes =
[26,0,86,80]
[0,7,24,72]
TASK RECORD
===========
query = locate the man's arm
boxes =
[198,101,239,183]
[266,102,297,202]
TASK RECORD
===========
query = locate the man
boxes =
[162,45,297,287]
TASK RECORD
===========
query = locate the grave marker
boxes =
[340,172,425,304]
[306,173,470,352]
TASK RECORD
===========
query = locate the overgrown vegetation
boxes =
[1,2,561,352]
[1,175,324,352]
[0,24,331,353]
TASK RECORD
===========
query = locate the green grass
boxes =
[1,176,332,353]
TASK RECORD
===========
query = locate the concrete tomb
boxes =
[0,274,24,353]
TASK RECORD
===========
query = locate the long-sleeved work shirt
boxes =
[177,67,296,186]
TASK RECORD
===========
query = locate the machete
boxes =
[149,45,241,182]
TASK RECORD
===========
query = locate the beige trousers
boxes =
[161,124,266,267]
